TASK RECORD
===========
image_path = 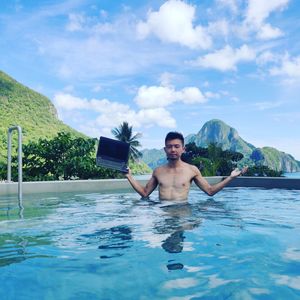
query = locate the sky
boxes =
[1,0,300,159]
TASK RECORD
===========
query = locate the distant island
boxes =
[142,119,300,173]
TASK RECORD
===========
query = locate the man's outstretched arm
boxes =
[125,169,158,198]
[193,167,248,196]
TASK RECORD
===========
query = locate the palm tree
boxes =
[111,122,142,161]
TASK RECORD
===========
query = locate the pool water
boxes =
[0,188,300,299]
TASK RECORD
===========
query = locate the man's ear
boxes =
[183,146,186,152]
[163,146,167,153]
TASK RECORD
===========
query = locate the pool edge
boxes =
[1,176,300,196]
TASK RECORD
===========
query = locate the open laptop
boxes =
[96,136,130,173]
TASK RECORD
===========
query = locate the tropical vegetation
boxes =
[182,142,244,176]
[0,130,150,182]
[112,121,142,161]
[0,132,119,181]
[182,142,283,177]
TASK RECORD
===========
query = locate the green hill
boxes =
[260,147,300,172]
[0,70,84,163]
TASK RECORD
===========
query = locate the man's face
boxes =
[164,138,185,161]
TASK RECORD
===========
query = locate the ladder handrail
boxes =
[7,126,23,203]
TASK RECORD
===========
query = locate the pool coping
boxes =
[1,176,300,196]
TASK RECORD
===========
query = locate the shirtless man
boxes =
[125,132,247,201]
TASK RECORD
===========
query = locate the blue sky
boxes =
[1,0,300,159]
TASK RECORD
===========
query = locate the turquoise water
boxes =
[284,172,300,178]
[0,188,300,299]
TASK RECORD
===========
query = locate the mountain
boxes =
[185,119,256,156]
[140,148,167,169]
[260,147,300,172]
[142,119,300,172]
[0,70,84,163]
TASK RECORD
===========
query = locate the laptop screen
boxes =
[97,136,130,162]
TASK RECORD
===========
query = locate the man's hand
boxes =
[124,167,131,178]
[230,166,248,178]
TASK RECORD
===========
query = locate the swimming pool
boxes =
[0,187,299,299]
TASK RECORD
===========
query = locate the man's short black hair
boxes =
[165,131,184,145]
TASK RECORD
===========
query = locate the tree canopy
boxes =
[0,132,120,181]
[182,142,243,176]
[182,142,282,177]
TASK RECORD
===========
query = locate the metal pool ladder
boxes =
[7,126,23,204]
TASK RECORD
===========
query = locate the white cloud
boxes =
[207,19,230,38]
[134,85,206,108]
[40,22,186,81]
[54,93,89,110]
[137,108,176,128]
[178,87,206,104]
[55,65,211,132]
[66,13,86,32]
[257,23,283,40]
[245,0,289,40]
[90,98,131,114]
[53,82,207,136]
[53,91,177,138]
[54,93,132,115]
[136,0,211,49]
[191,44,256,71]
[134,85,175,108]
[256,51,278,65]
[245,0,289,27]
[205,91,220,99]
[92,105,176,130]
[216,0,239,14]
[94,109,138,128]
[159,72,175,87]
[270,54,300,79]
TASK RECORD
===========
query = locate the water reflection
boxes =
[156,203,201,254]
[81,225,133,259]
[0,233,54,267]
[151,198,239,270]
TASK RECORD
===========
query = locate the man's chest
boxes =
[157,171,193,188]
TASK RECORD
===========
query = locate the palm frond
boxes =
[112,121,142,161]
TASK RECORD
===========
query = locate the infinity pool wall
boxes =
[1,176,300,196]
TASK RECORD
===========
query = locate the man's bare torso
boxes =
[153,162,198,201]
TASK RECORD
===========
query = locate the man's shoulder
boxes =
[183,162,201,175]
[153,165,167,173]
[182,161,198,169]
